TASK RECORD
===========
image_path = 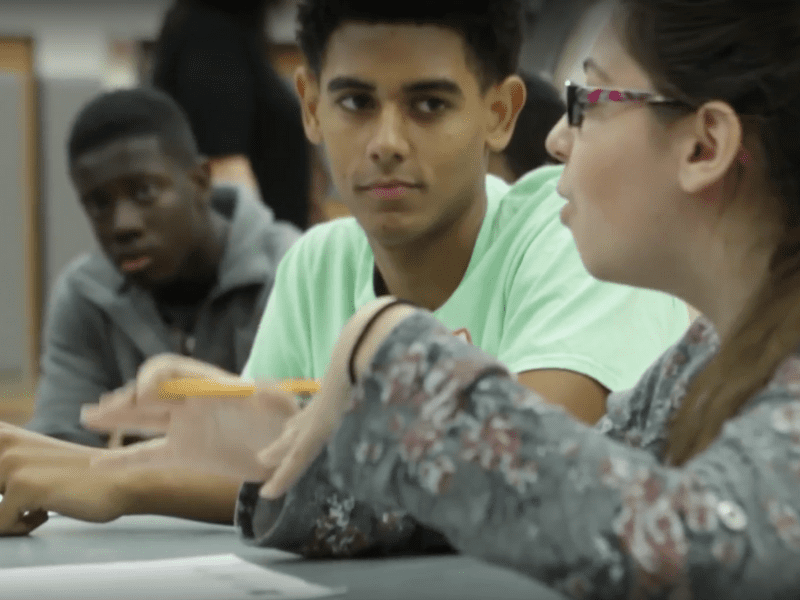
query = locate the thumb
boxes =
[80,402,120,429]
[81,402,170,433]
[90,438,172,471]
[251,388,301,417]
[80,382,137,428]
[0,490,49,536]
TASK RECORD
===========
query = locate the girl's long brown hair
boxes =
[615,0,800,465]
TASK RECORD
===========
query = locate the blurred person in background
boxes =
[151,0,313,229]
[25,87,300,448]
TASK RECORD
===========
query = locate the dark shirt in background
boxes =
[151,1,312,229]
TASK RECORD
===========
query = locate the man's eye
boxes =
[86,195,111,213]
[413,98,448,115]
[133,183,159,202]
[339,94,374,112]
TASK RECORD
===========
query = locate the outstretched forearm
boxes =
[122,467,241,525]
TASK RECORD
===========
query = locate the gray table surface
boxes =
[1,513,568,600]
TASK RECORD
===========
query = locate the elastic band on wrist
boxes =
[348,299,418,385]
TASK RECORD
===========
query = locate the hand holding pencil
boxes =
[82,353,317,479]
[81,353,242,435]
[81,353,319,435]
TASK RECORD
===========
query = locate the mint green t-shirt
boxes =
[243,166,689,391]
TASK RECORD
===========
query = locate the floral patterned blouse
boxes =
[236,311,800,599]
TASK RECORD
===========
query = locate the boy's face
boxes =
[300,23,513,248]
[70,135,209,289]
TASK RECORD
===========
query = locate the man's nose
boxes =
[111,198,146,239]
[366,105,410,168]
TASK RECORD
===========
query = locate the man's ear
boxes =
[677,101,743,196]
[485,74,526,153]
[190,158,212,192]
[295,65,323,145]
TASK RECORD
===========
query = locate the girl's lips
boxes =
[119,255,153,273]
[560,201,574,225]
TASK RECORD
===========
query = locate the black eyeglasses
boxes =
[565,80,695,127]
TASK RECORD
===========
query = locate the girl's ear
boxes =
[677,101,743,195]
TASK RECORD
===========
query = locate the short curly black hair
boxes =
[67,86,200,167]
[296,0,524,91]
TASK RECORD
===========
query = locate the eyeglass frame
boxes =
[565,80,696,127]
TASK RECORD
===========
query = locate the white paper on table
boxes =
[0,553,347,600]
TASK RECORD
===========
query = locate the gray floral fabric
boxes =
[237,311,800,599]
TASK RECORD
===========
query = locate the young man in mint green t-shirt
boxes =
[234,2,690,430]
[243,163,688,424]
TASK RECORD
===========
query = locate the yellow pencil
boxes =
[158,377,321,399]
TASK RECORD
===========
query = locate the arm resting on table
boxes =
[124,468,241,525]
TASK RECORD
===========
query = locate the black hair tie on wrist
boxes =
[348,299,418,385]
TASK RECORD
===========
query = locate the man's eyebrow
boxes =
[582,58,612,83]
[402,79,463,96]
[327,77,374,93]
[326,77,463,96]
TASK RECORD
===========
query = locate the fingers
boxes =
[258,422,327,499]
[251,388,302,418]
[81,380,137,431]
[89,438,173,471]
[137,354,238,401]
[0,443,128,531]
[0,446,35,491]
[0,425,60,453]
[82,373,174,432]
[256,398,345,499]
[256,427,297,469]
[0,483,48,537]
[94,380,137,413]
[0,425,25,455]
[81,402,171,433]
[82,355,248,432]
[259,439,323,499]
[20,508,49,530]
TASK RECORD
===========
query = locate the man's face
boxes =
[70,135,208,288]
[304,23,498,248]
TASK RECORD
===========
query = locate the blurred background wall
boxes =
[0,0,609,420]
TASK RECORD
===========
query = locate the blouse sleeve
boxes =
[325,310,800,599]
[235,449,452,558]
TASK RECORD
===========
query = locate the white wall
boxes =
[0,2,170,79]
[0,0,301,81]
